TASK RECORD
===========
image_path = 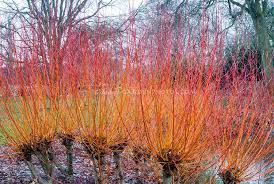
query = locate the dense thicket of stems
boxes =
[0,10,272,183]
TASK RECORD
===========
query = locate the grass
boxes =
[0,97,51,145]
[0,101,8,144]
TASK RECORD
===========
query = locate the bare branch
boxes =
[229,0,251,14]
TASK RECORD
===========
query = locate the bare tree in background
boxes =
[0,0,117,66]
[223,0,273,79]
[0,0,146,67]
[140,0,273,78]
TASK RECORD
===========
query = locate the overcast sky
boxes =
[101,0,144,16]
[0,0,145,18]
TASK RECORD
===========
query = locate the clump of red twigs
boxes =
[0,14,272,184]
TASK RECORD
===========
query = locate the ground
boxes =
[0,141,159,184]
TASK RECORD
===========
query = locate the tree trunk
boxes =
[113,152,124,184]
[162,169,173,184]
[251,11,273,80]
[25,160,48,184]
[64,140,74,181]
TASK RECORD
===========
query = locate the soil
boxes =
[0,141,160,184]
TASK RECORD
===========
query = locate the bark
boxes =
[252,14,273,78]
[91,154,106,184]
[25,160,49,184]
[66,143,74,176]
[243,0,273,79]
[36,152,53,184]
[219,170,240,184]
[97,156,106,184]
[162,168,173,184]
[113,152,124,184]
[91,156,99,183]
[227,0,273,79]
[62,137,74,179]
